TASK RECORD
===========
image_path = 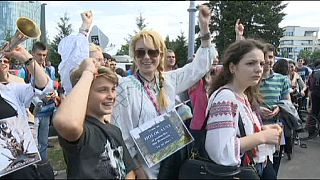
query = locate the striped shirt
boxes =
[259,71,291,109]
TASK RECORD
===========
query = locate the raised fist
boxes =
[80,10,93,30]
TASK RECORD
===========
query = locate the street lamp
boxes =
[40,3,47,44]
[28,1,47,44]
[187,1,197,61]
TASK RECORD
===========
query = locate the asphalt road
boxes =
[55,137,320,179]
[278,136,320,179]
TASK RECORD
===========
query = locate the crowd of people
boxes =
[1,4,320,179]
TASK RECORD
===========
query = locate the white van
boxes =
[113,55,133,71]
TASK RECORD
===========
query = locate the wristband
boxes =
[24,58,34,66]
[79,27,89,36]
[200,32,211,41]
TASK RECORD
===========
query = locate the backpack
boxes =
[23,66,52,83]
[22,66,32,83]
[309,68,320,91]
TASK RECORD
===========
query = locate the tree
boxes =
[311,50,320,63]
[117,13,148,55]
[49,13,73,66]
[196,1,287,58]
[298,49,312,61]
[164,33,188,67]
[164,35,175,50]
[173,32,188,68]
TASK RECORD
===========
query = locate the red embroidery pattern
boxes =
[207,121,235,130]
[209,101,238,117]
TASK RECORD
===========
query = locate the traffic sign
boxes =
[88,25,109,49]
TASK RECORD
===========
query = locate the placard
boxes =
[130,109,194,167]
[0,117,41,177]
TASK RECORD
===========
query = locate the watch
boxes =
[79,27,89,36]
[200,32,211,41]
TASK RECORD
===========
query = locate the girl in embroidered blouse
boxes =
[111,5,217,179]
[205,39,282,178]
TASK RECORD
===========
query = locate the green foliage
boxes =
[298,49,312,61]
[164,32,188,68]
[164,35,175,50]
[49,13,73,66]
[117,13,148,55]
[196,1,287,58]
[174,32,188,68]
[116,44,129,56]
[311,50,320,63]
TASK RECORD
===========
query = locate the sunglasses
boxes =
[134,49,160,58]
[0,59,10,64]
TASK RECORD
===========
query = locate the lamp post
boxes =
[28,1,47,44]
[40,3,47,44]
[187,1,197,61]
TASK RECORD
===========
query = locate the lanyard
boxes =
[135,72,161,115]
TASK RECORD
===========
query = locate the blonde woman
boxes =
[111,5,217,179]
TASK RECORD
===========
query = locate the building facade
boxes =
[0,1,41,51]
[278,26,319,61]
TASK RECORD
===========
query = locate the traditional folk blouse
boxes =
[111,46,217,178]
[205,88,271,167]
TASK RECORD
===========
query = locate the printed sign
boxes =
[91,35,100,46]
[139,119,180,154]
[130,109,194,167]
[0,117,41,177]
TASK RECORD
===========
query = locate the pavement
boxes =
[278,136,320,179]
[53,137,320,179]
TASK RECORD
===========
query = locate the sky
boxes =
[41,1,320,55]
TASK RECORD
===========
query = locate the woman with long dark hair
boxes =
[206,39,282,179]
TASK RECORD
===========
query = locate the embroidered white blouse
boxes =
[205,88,270,167]
[111,46,216,178]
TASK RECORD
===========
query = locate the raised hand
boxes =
[80,10,93,32]
[2,45,32,63]
[198,5,211,35]
[235,19,244,36]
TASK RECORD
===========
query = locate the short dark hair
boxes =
[32,41,47,52]
[110,57,117,62]
[115,67,128,77]
[102,52,112,59]
[273,58,289,76]
[263,43,276,56]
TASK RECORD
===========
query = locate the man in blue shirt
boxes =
[19,42,56,173]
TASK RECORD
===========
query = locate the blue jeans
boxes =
[37,115,51,163]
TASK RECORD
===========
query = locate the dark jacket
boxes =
[277,100,303,137]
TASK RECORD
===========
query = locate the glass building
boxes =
[0,1,41,51]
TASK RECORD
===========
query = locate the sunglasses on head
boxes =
[0,59,10,64]
[134,49,160,58]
